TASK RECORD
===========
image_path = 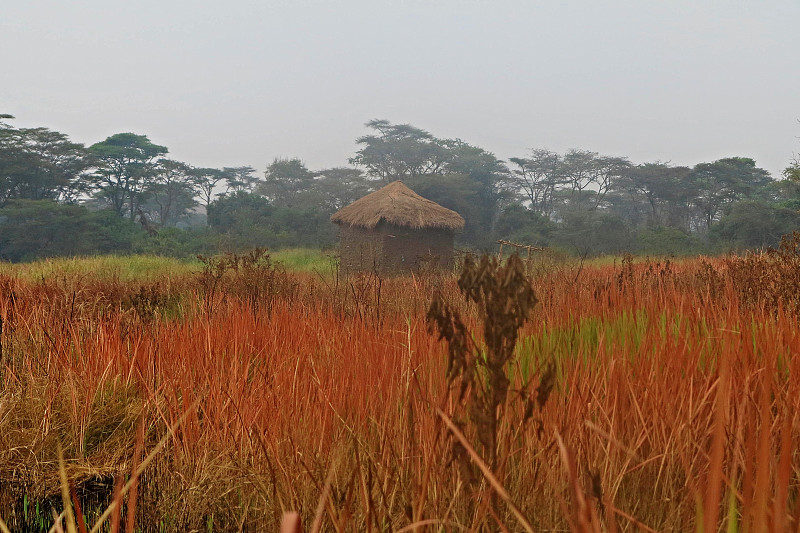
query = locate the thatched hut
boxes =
[331,180,465,274]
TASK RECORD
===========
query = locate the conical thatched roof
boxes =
[331,181,465,231]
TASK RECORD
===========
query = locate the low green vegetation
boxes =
[0,254,199,282]
[271,247,336,273]
[0,248,333,281]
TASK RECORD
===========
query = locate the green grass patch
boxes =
[515,308,704,380]
[0,254,201,282]
[0,248,335,281]
[271,248,336,273]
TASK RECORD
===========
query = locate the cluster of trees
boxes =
[0,115,335,260]
[264,119,800,255]
[1,113,798,262]
[0,120,259,226]
[503,150,800,254]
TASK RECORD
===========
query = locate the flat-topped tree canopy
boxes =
[331,180,465,231]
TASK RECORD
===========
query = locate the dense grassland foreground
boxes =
[0,241,799,532]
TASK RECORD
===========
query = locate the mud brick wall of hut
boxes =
[338,223,455,274]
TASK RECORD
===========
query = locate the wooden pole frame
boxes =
[496,239,545,261]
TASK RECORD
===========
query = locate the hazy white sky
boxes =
[2,0,798,177]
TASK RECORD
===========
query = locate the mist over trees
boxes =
[1,113,798,262]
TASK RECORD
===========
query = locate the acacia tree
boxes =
[21,128,92,203]
[350,120,508,245]
[785,158,800,182]
[0,118,91,206]
[255,161,372,214]
[689,157,772,229]
[548,150,629,211]
[777,155,800,211]
[190,167,226,208]
[509,149,629,220]
[142,159,197,226]
[89,133,168,219]
[350,119,453,183]
[509,149,563,217]
[258,158,316,208]
[613,162,693,229]
[443,139,512,236]
[223,165,260,193]
[313,167,372,213]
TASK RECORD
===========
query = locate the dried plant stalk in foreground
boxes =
[428,254,543,474]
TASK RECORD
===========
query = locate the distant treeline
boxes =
[1,114,799,261]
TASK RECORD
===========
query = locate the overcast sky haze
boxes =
[2,0,799,177]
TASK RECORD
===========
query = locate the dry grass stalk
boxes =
[88,398,201,533]
[436,408,535,533]
[280,512,302,533]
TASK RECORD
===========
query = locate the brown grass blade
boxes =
[555,430,601,533]
[280,512,302,533]
[704,352,730,533]
[109,475,123,533]
[394,518,469,533]
[752,370,773,533]
[309,465,336,533]
[89,396,201,533]
[436,408,535,533]
[69,481,88,533]
[772,407,794,533]
[57,445,78,533]
[47,510,66,533]
[125,412,146,533]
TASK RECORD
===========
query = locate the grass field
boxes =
[0,242,799,532]
[0,248,337,283]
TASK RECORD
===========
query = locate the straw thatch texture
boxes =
[332,181,462,274]
[330,181,465,231]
